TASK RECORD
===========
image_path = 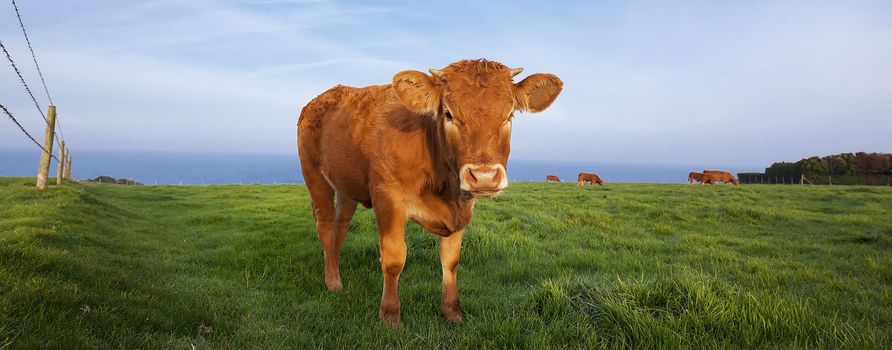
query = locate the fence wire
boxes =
[1,1,66,177]
[0,39,46,121]
[11,0,53,106]
[1,102,60,162]
[5,0,66,149]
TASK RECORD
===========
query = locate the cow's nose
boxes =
[460,164,507,194]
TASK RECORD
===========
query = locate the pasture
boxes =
[1,177,890,348]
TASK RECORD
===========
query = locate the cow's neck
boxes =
[423,115,475,225]
[424,116,461,198]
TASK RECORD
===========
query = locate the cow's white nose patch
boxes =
[459,163,508,192]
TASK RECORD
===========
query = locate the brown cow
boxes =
[546,175,561,183]
[577,172,605,186]
[700,172,721,185]
[297,59,562,327]
[703,170,739,185]
[700,171,722,185]
[688,171,707,184]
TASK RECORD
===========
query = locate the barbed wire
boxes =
[9,0,66,148]
[0,39,46,121]
[11,0,52,106]
[2,1,67,175]
[0,38,65,151]
[55,111,65,147]
[1,102,60,162]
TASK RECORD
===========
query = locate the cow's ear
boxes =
[392,70,441,114]
[514,73,563,113]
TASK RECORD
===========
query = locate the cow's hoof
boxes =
[442,302,464,324]
[379,306,401,328]
[324,278,343,291]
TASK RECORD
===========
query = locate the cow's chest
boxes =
[405,196,474,236]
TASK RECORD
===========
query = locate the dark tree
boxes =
[797,156,829,175]
[765,162,801,177]
[869,153,891,174]
[854,152,891,174]
[824,153,856,175]
[888,154,892,174]
[855,152,871,173]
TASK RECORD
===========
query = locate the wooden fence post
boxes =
[35,105,57,190]
[56,140,66,184]
[64,152,72,180]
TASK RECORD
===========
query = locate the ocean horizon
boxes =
[1,150,761,185]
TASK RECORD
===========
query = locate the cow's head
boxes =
[392,59,562,197]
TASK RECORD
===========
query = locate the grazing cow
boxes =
[700,172,721,185]
[546,175,561,183]
[700,171,723,185]
[688,171,707,184]
[577,172,605,186]
[703,170,739,185]
[297,59,562,327]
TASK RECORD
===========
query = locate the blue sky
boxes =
[1,0,891,166]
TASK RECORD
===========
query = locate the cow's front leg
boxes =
[374,199,407,327]
[440,229,464,323]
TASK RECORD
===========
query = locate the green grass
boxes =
[1,177,891,349]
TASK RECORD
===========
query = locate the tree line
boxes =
[738,152,892,185]
[765,152,891,177]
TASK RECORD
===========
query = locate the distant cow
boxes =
[297,59,562,327]
[577,172,605,186]
[703,170,739,185]
[546,175,561,183]
[700,172,721,185]
[689,172,707,184]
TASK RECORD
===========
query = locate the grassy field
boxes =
[1,177,891,349]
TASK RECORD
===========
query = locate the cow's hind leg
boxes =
[440,229,464,323]
[302,169,342,290]
[329,192,358,287]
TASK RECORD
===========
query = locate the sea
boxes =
[0,150,759,185]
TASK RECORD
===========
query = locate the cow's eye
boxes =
[444,111,461,127]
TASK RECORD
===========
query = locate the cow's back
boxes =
[298,84,393,203]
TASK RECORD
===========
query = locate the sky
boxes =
[1,0,891,167]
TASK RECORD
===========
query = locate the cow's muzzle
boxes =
[460,164,508,197]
